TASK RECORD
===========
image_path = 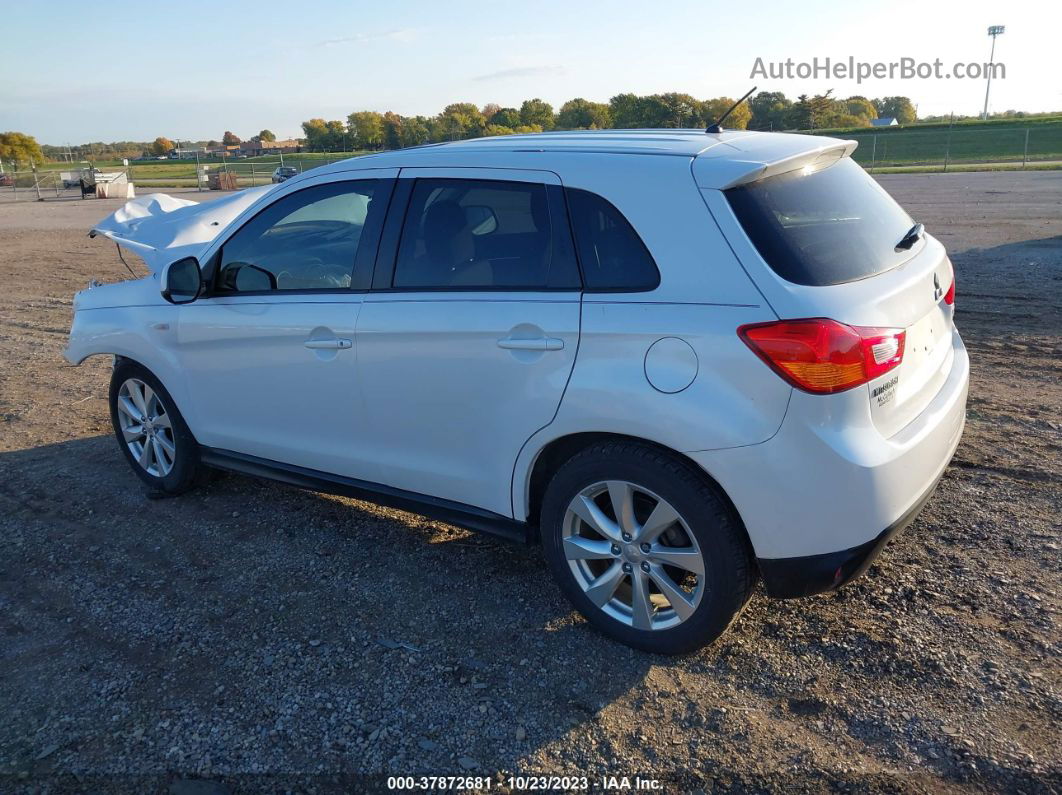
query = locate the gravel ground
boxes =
[0,173,1059,794]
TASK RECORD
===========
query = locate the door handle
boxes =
[497,337,564,352]
[304,338,352,350]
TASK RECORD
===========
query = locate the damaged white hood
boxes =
[90,186,274,272]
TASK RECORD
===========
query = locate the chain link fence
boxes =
[0,154,364,201]
[818,125,1062,171]
[133,158,306,189]
[130,153,367,189]
[0,168,145,202]
[3,127,1059,202]
[0,169,85,201]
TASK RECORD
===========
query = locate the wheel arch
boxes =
[520,431,751,552]
[104,350,197,441]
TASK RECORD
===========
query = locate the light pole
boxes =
[982,25,1005,120]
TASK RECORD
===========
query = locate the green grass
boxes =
[30,120,1062,177]
[5,152,371,191]
[34,151,372,180]
[808,120,1062,167]
[814,114,1062,135]
[17,152,373,191]
[120,161,1061,186]
[869,161,1062,174]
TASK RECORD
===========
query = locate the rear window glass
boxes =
[725,157,916,286]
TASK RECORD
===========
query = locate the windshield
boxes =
[725,157,916,286]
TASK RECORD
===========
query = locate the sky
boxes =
[2,0,1059,144]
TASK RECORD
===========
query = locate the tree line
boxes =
[0,92,914,167]
[12,93,1057,167]
[298,91,921,151]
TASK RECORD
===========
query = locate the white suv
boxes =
[67,130,968,653]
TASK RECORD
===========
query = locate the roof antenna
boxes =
[706,86,757,134]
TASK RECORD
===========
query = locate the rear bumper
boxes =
[755,469,943,598]
[688,328,968,590]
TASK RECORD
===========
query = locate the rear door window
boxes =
[392,178,580,290]
[725,157,916,286]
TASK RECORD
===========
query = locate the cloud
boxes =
[472,65,565,82]
[315,28,417,48]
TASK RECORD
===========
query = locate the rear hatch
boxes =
[703,152,956,438]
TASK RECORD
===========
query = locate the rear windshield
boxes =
[725,157,916,286]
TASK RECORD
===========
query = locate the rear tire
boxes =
[540,441,755,654]
[109,360,202,495]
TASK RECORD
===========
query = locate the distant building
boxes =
[205,144,242,158]
[240,138,303,156]
[168,146,206,159]
[871,117,899,127]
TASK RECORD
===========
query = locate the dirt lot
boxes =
[0,173,1059,793]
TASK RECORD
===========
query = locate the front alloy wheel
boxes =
[116,378,177,477]
[109,360,203,495]
[562,481,705,631]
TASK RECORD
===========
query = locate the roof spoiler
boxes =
[711,139,859,190]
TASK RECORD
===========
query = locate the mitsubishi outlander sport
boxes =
[67,129,968,653]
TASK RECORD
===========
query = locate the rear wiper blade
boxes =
[895,222,924,251]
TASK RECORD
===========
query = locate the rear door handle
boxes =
[497,337,564,352]
[304,338,352,350]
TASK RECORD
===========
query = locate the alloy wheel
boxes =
[116,378,176,478]
[561,480,705,631]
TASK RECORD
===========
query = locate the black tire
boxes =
[109,359,203,495]
[540,440,756,654]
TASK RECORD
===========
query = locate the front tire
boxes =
[109,360,202,495]
[540,441,756,654]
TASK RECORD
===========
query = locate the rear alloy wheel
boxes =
[562,481,704,631]
[541,441,755,653]
[109,360,203,495]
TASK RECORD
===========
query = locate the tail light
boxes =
[943,275,955,306]
[738,318,906,394]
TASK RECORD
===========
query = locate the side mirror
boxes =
[160,256,202,304]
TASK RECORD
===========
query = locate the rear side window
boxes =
[565,189,659,291]
[725,157,916,286]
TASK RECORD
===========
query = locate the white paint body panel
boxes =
[690,329,969,559]
[174,294,364,476]
[357,293,580,515]
[66,130,968,567]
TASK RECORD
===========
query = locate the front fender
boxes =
[65,305,192,426]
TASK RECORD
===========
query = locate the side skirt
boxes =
[199,447,531,544]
